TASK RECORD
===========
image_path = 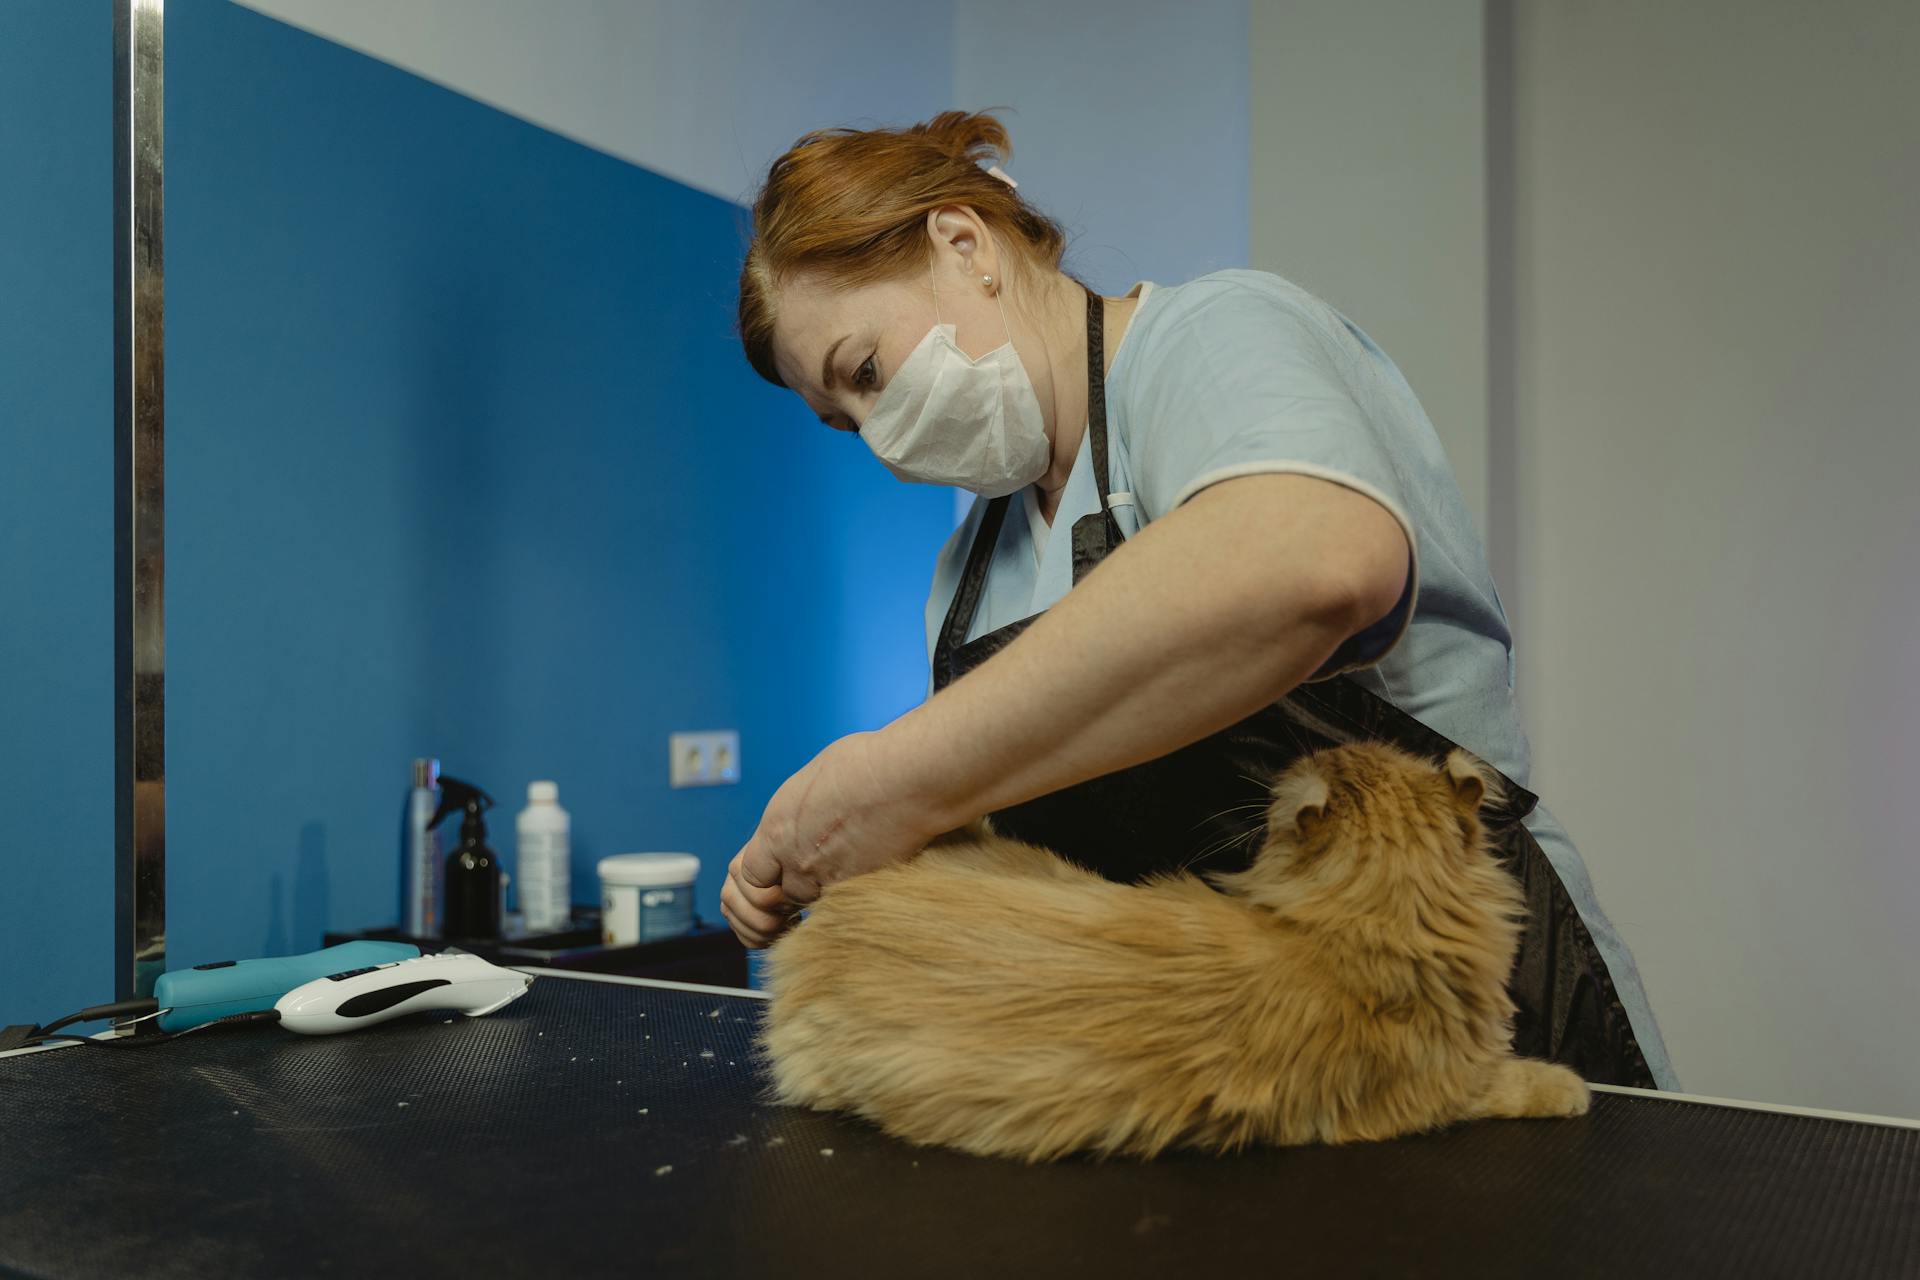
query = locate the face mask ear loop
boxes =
[928,254,943,332]
[981,224,1012,348]
[993,288,1014,351]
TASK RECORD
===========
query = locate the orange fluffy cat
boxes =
[758,742,1589,1162]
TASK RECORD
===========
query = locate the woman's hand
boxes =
[720,731,951,949]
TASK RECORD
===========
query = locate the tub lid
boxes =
[597,852,700,887]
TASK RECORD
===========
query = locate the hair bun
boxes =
[915,110,1012,167]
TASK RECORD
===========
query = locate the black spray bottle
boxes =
[431,776,500,939]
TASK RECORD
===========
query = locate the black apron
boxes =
[931,289,1656,1089]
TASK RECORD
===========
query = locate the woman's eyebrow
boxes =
[820,335,847,392]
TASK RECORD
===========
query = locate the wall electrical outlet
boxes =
[669,730,740,788]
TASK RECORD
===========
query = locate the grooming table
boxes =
[2,972,1915,1278]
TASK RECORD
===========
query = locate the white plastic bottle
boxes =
[515,781,571,934]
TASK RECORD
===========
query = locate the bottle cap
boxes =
[528,780,559,804]
[413,757,440,788]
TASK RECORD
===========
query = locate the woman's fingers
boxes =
[719,899,778,949]
[739,831,786,893]
[722,853,791,949]
[720,887,779,948]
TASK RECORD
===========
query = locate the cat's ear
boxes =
[1443,750,1501,813]
[1272,768,1332,837]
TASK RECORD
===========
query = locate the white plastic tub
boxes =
[597,852,700,946]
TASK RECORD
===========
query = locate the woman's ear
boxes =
[927,205,990,278]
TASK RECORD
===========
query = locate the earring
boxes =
[982,274,994,289]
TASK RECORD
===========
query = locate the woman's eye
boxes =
[854,355,878,390]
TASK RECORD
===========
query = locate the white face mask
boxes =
[856,274,1050,498]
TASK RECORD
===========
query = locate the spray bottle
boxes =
[431,776,501,939]
[400,757,442,936]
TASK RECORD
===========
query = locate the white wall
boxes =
[1251,0,1920,1116]
[1512,0,1920,1117]
[1247,0,1489,539]
[235,0,957,202]
[239,0,1252,290]
[952,0,1250,293]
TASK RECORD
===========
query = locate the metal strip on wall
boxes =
[113,0,166,999]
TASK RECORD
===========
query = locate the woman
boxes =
[722,111,1674,1090]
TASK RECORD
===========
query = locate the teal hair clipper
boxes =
[152,941,420,1032]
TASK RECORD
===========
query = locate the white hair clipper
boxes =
[274,950,533,1035]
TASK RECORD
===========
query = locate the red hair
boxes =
[737,111,1068,387]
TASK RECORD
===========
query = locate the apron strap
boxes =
[1084,287,1115,517]
[1073,287,1127,585]
[934,493,1011,688]
[934,285,1113,685]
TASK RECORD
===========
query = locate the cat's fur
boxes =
[758,742,1589,1162]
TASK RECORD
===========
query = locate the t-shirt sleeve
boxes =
[1124,280,1420,678]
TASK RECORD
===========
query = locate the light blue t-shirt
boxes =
[922,269,1675,1088]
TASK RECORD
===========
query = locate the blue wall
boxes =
[0,0,117,1032]
[0,0,953,1027]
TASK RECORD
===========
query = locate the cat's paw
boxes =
[1472,1058,1591,1120]
[1516,1060,1590,1118]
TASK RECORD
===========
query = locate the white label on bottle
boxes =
[518,828,570,933]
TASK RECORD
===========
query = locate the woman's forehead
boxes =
[771,275,916,391]
[769,278,848,392]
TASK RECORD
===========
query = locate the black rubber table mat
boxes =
[3,975,1916,1279]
